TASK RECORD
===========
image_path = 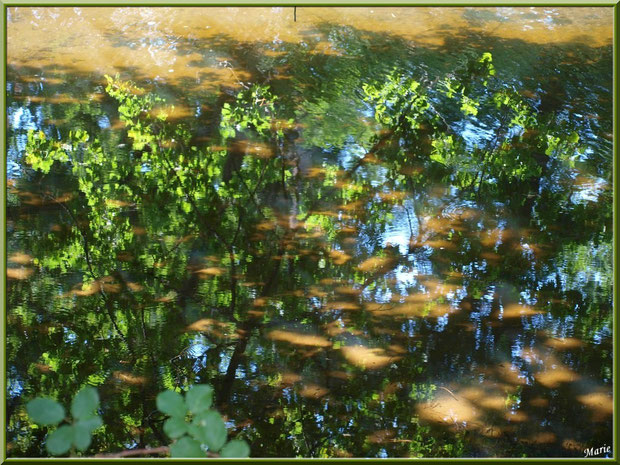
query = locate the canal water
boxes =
[6,7,613,458]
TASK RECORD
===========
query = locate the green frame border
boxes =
[1,2,617,464]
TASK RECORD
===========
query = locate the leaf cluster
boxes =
[26,387,103,456]
[157,385,250,458]
[220,84,291,140]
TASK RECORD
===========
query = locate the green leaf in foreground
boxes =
[163,417,188,439]
[170,436,205,458]
[193,410,227,452]
[220,439,250,458]
[73,415,103,450]
[26,398,66,425]
[72,423,92,452]
[156,390,186,418]
[46,425,74,455]
[75,415,103,433]
[185,384,214,414]
[71,386,99,420]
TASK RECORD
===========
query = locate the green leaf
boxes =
[163,417,188,439]
[46,425,74,456]
[170,436,205,458]
[26,398,65,425]
[193,410,227,452]
[156,390,186,418]
[72,422,93,451]
[75,415,103,434]
[71,387,99,420]
[220,439,250,458]
[185,385,214,414]
[186,422,204,442]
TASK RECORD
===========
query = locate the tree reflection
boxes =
[7,21,612,458]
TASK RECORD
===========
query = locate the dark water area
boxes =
[6,7,614,458]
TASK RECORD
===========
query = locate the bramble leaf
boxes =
[170,436,204,458]
[185,384,214,414]
[46,425,74,456]
[220,439,250,458]
[163,417,188,439]
[193,410,227,452]
[26,398,65,425]
[71,387,99,420]
[156,390,186,418]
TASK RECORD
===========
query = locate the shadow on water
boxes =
[91,21,613,165]
[6,15,613,458]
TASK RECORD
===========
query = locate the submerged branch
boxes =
[44,192,133,353]
[95,445,221,458]
[95,446,169,458]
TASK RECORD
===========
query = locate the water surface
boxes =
[6,7,613,458]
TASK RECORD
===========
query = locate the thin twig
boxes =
[223,61,250,90]
[439,386,459,401]
[95,445,220,458]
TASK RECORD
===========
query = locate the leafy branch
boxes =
[26,387,102,456]
[26,385,250,458]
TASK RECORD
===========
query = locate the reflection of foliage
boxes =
[360,52,585,193]
[10,30,613,459]
[220,84,291,139]
[549,241,613,342]
[409,382,437,402]
[440,51,496,112]
[362,70,429,130]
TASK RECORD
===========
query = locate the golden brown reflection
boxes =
[543,337,584,350]
[8,252,33,265]
[576,391,613,422]
[6,5,611,115]
[112,371,148,386]
[8,7,612,94]
[357,255,397,273]
[267,329,331,348]
[340,345,400,370]
[299,383,329,399]
[185,318,236,341]
[194,266,225,278]
[61,276,122,297]
[417,389,481,429]
[7,268,34,280]
[501,304,542,319]
[329,250,352,265]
